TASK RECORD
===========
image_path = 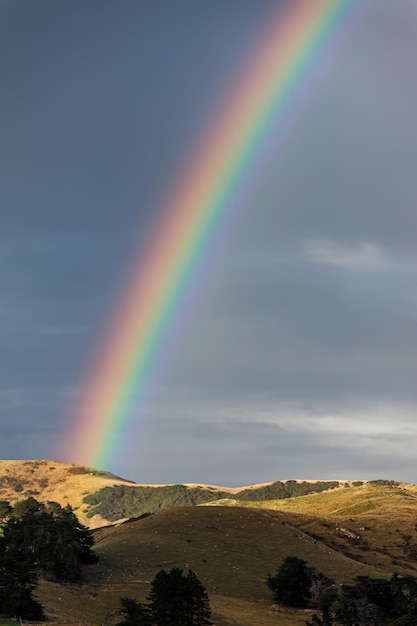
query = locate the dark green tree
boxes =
[0,497,99,619]
[0,531,44,619]
[4,497,97,582]
[116,597,152,626]
[334,586,378,626]
[267,556,314,608]
[390,575,417,617]
[183,569,212,625]
[148,567,211,625]
[334,574,417,625]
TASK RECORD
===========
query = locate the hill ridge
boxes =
[2,461,417,625]
[0,460,414,529]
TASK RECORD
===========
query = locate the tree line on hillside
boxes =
[268,556,417,626]
[0,497,97,619]
[84,480,347,520]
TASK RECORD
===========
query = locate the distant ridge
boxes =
[0,460,412,529]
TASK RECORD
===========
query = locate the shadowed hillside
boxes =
[34,502,417,625]
[33,506,385,625]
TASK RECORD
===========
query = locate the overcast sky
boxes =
[2,0,417,486]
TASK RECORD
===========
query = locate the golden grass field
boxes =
[0,460,134,528]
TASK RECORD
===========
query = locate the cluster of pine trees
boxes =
[0,497,97,619]
[268,556,417,626]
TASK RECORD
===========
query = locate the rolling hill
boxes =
[0,460,136,528]
[0,460,356,528]
[32,505,384,625]
[2,461,417,625]
[35,493,417,625]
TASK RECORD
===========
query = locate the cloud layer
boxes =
[1,1,417,484]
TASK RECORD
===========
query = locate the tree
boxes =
[334,586,378,626]
[148,568,211,625]
[391,574,417,617]
[0,528,44,620]
[116,597,152,626]
[333,574,417,626]
[301,570,417,626]
[0,497,98,619]
[310,571,337,611]
[3,497,97,582]
[183,569,212,626]
[268,556,315,608]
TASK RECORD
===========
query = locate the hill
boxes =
[35,499,417,625]
[33,505,383,625]
[1,461,417,532]
[0,460,355,527]
[0,460,135,528]
[2,462,417,624]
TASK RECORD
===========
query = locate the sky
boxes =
[1,0,417,486]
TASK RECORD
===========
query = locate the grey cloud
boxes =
[1,1,417,484]
[230,2,417,256]
[161,243,417,409]
[115,409,417,485]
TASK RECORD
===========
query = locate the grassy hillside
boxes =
[1,463,417,624]
[226,481,417,518]
[82,479,344,521]
[207,483,417,575]
[34,505,388,626]
[35,498,417,625]
[0,461,361,527]
[0,460,134,528]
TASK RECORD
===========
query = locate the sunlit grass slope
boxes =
[209,483,417,575]
[0,460,134,528]
[231,482,417,518]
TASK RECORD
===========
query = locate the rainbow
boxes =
[67,0,367,470]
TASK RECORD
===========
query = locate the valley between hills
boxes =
[1,460,417,625]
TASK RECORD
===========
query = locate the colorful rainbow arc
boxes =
[66,0,366,470]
